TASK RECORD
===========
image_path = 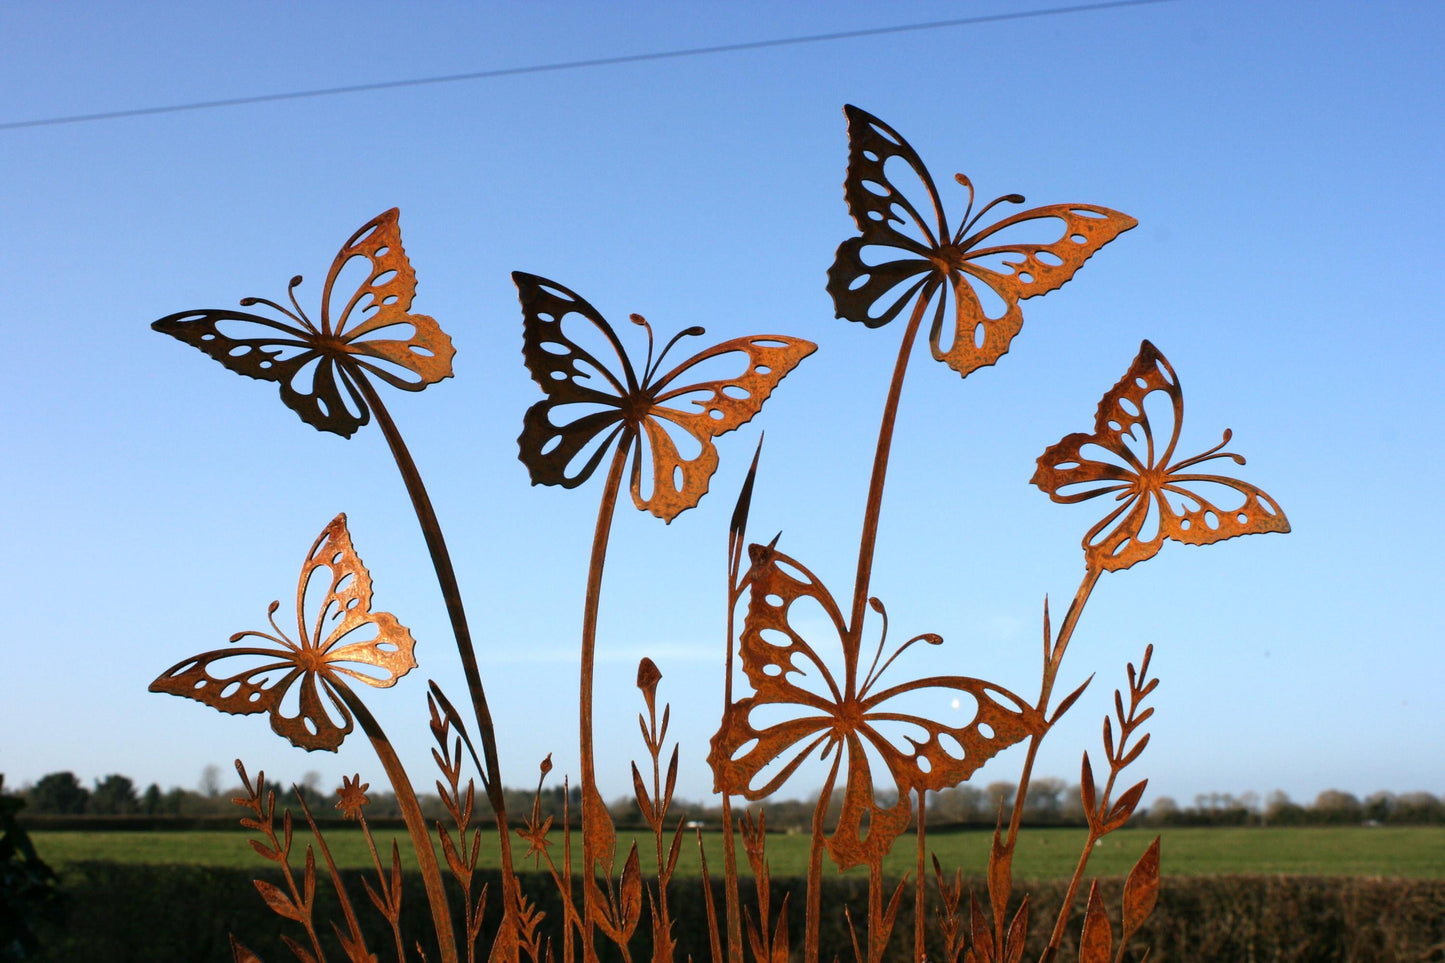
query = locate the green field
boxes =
[31,825,1445,879]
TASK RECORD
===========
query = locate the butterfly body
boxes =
[828,105,1136,377]
[515,272,815,522]
[153,209,454,437]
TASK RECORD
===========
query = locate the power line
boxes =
[2,0,1178,132]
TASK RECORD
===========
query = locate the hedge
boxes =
[32,863,1445,962]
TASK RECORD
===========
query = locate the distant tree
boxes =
[27,772,89,815]
[984,782,1017,821]
[0,775,63,958]
[930,785,986,824]
[1313,789,1363,825]
[1265,790,1307,826]
[89,774,139,815]
[141,783,164,815]
[162,787,186,816]
[1364,790,1395,823]
[1391,791,1444,824]
[1058,784,1087,825]
[1145,796,1180,825]
[199,764,222,799]
[1023,778,1065,823]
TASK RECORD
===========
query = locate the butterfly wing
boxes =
[637,335,816,522]
[708,543,853,801]
[1032,341,1289,571]
[322,209,456,392]
[152,210,453,438]
[514,272,634,489]
[300,514,418,689]
[827,104,949,329]
[936,203,1137,378]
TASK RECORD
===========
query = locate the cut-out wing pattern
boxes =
[827,105,1136,378]
[153,209,455,437]
[515,272,816,522]
[709,542,1044,868]
[150,514,417,750]
[1031,340,1290,571]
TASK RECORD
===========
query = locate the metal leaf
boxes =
[1077,881,1112,963]
[253,879,303,922]
[1121,836,1161,941]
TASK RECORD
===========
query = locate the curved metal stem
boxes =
[351,376,522,946]
[338,685,458,963]
[579,440,632,962]
[849,288,934,662]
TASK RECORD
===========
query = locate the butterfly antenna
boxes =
[859,597,890,698]
[958,192,1027,244]
[953,173,976,238]
[628,313,657,385]
[260,599,300,653]
[650,324,707,384]
[283,271,315,328]
[1170,429,1246,472]
[870,632,944,695]
[238,288,312,330]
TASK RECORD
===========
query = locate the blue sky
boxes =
[2,1,1441,812]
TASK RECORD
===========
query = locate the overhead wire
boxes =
[1,0,1178,132]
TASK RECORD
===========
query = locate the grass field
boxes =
[31,825,1445,879]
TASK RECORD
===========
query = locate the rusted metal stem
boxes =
[804,759,840,963]
[336,685,458,963]
[580,439,632,963]
[914,790,927,963]
[352,378,521,895]
[848,284,936,641]
[721,557,745,963]
[1006,566,1103,852]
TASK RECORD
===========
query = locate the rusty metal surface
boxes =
[144,104,1288,963]
[149,513,417,752]
[152,208,454,438]
[1031,339,1291,572]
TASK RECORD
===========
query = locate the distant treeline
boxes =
[8,768,1444,828]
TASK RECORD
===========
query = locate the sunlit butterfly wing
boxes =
[1031,341,1290,572]
[934,201,1136,378]
[827,105,1136,378]
[709,542,1043,868]
[635,335,815,522]
[149,514,417,751]
[152,209,454,437]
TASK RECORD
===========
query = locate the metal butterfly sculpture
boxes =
[152,209,454,437]
[150,514,417,751]
[827,104,1136,378]
[1032,340,1291,572]
[709,541,1045,869]
[514,272,816,522]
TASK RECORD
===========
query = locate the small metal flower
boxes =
[335,774,371,820]
[150,514,418,751]
[152,209,455,437]
[1031,340,1290,572]
[827,105,1136,378]
[709,542,1045,869]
